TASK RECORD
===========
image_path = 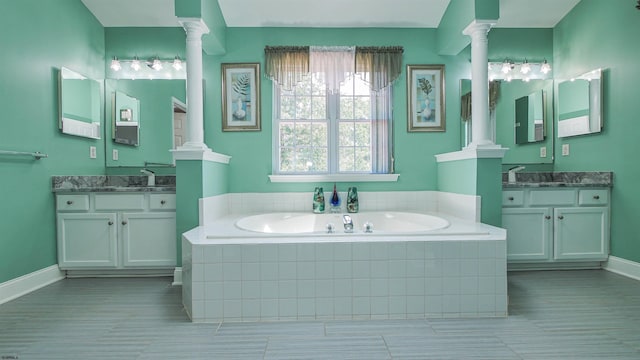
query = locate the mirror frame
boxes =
[557,68,603,138]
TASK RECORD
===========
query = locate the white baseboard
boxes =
[0,265,64,305]
[604,256,640,281]
[172,267,182,286]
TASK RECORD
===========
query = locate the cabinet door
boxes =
[57,213,118,269]
[120,212,177,267]
[554,207,609,261]
[502,208,552,261]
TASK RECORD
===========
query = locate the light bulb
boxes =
[151,57,163,71]
[131,57,141,71]
[501,60,512,74]
[540,60,551,74]
[110,57,121,71]
[520,61,531,75]
[172,56,183,71]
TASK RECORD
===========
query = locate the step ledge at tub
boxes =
[268,174,399,183]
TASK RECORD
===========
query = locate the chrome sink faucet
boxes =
[140,169,156,186]
[342,214,354,233]
[508,165,525,183]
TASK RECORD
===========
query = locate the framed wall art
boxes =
[222,63,261,131]
[407,64,445,132]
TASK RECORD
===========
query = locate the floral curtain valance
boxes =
[264,45,404,91]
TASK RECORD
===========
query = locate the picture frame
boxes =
[222,63,261,131]
[407,64,445,132]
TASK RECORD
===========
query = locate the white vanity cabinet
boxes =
[502,187,610,266]
[56,192,176,270]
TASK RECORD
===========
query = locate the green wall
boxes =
[203,28,470,194]
[552,0,640,263]
[0,0,105,283]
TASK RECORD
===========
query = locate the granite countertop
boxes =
[52,175,176,193]
[502,171,613,188]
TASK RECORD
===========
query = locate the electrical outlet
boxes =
[540,147,547,158]
[112,149,118,161]
[89,146,97,159]
[562,143,570,156]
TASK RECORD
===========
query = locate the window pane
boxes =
[339,147,355,172]
[355,147,372,172]
[280,122,296,146]
[311,96,327,119]
[340,75,354,95]
[354,122,371,146]
[312,147,328,172]
[280,96,296,120]
[295,77,312,95]
[311,122,328,147]
[295,148,314,172]
[280,147,294,172]
[339,122,355,146]
[340,97,354,119]
[311,76,327,96]
[353,96,371,120]
[296,96,312,119]
[295,123,312,145]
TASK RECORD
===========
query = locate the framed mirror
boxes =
[58,67,101,139]
[557,69,603,138]
[461,79,554,164]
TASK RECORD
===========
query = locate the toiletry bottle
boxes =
[330,183,340,212]
[313,187,325,213]
[346,187,359,213]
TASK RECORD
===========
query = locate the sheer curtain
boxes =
[355,46,404,92]
[264,46,309,91]
[309,46,355,93]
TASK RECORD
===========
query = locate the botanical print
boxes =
[407,64,445,132]
[222,63,261,131]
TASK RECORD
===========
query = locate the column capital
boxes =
[462,20,495,37]
[178,18,210,39]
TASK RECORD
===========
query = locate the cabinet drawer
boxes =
[95,194,145,210]
[56,195,90,211]
[529,189,576,206]
[149,194,176,210]
[502,191,524,206]
[579,189,609,206]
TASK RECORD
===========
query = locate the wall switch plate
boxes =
[540,147,547,158]
[89,146,97,159]
[112,149,118,161]
[562,143,570,156]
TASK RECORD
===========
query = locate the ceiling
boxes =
[81,0,581,28]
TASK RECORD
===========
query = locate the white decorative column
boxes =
[463,21,498,149]
[177,18,210,152]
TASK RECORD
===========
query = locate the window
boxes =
[274,73,392,174]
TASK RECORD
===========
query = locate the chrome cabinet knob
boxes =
[545,215,551,220]
[121,220,128,225]
[558,215,564,220]
[66,200,73,205]
[160,200,166,205]
[593,195,600,200]
[108,221,114,225]
[508,196,514,201]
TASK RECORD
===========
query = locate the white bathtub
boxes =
[235,211,450,234]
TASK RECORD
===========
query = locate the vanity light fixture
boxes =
[130,56,141,72]
[151,57,163,71]
[172,56,183,71]
[110,57,121,71]
[488,59,552,81]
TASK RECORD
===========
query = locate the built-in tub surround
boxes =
[52,175,176,192]
[182,191,507,322]
[502,171,613,188]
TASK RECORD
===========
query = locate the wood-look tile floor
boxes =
[1,270,640,359]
